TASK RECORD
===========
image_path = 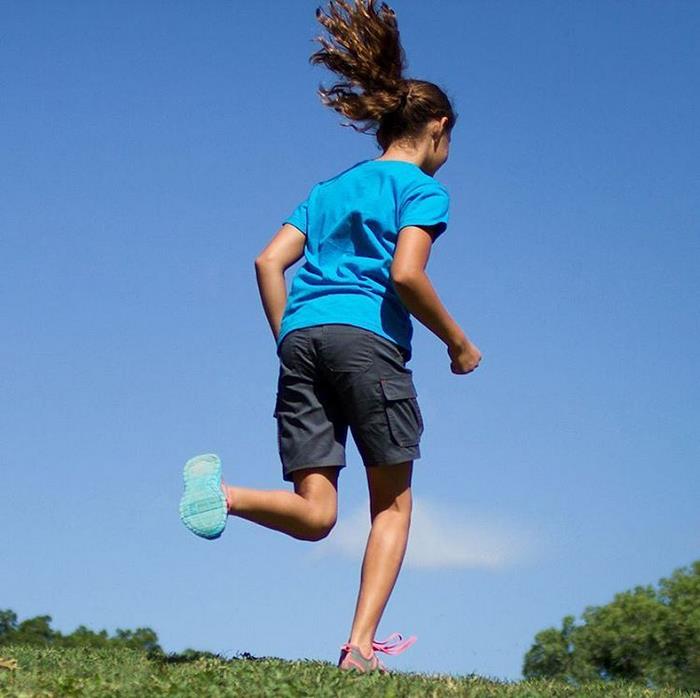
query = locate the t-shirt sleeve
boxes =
[283,195,309,236]
[398,180,450,239]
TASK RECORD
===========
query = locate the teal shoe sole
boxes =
[179,453,227,540]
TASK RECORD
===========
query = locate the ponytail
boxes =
[310,0,457,150]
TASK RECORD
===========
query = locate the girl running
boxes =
[179,0,481,675]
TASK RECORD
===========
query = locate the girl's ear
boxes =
[431,117,448,144]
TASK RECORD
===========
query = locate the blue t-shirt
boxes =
[277,158,450,360]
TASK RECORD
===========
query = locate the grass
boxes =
[0,645,696,697]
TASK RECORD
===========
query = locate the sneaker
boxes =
[338,632,417,674]
[338,644,385,674]
[179,453,229,540]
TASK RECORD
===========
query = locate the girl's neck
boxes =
[371,155,433,176]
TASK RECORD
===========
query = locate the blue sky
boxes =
[2,0,698,682]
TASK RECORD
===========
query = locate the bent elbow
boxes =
[391,269,421,287]
[255,254,274,268]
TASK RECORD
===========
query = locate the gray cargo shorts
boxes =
[273,323,424,483]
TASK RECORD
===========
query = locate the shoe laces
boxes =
[372,632,417,672]
[372,632,417,656]
[340,632,417,673]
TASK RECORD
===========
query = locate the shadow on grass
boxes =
[150,648,284,665]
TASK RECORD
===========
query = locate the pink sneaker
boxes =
[338,632,417,674]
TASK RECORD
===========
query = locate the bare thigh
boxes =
[292,466,342,530]
[366,461,413,520]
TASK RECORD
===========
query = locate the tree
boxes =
[0,609,162,654]
[114,627,161,654]
[522,560,700,691]
[14,615,59,646]
[0,610,18,639]
[60,625,111,649]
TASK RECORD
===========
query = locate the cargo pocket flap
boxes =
[380,375,417,401]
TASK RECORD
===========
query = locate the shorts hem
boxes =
[362,450,421,468]
[283,462,346,482]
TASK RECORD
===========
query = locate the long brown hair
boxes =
[310,0,457,151]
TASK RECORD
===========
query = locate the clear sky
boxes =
[2,0,698,682]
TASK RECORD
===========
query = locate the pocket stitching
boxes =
[325,331,375,373]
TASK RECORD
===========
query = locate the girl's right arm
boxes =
[391,225,482,375]
[255,223,307,343]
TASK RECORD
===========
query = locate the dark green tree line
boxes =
[0,609,162,654]
[523,559,700,691]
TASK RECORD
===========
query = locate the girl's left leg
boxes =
[345,461,413,659]
[223,466,340,541]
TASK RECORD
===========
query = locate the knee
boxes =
[303,510,337,541]
[371,497,412,523]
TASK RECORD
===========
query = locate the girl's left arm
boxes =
[254,223,306,342]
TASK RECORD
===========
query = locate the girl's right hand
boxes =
[447,335,482,375]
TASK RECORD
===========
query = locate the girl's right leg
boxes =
[345,460,413,659]
[223,465,341,542]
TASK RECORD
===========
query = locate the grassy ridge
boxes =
[0,645,695,697]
